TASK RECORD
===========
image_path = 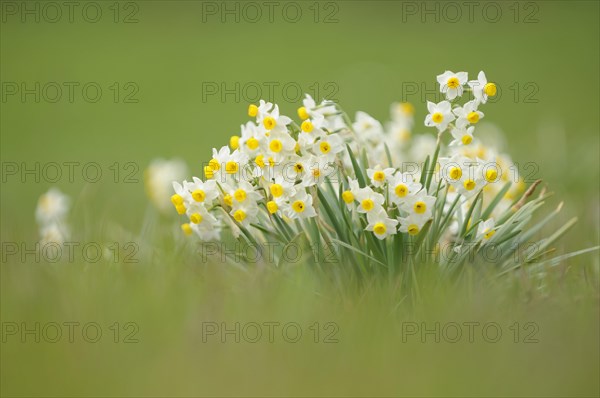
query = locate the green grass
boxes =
[1,1,599,396]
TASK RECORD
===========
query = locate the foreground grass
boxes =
[1,248,598,397]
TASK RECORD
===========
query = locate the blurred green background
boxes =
[1,1,599,396]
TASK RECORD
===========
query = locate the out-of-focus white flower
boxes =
[145,158,188,214]
[39,223,69,246]
[36,188,70,225]
[476,218,496,244]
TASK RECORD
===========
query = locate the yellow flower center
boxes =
[248,104,258,117]
[373,171,386,182]
[230,135,240,149]
[342,191,354,204]
[467,112,480,124]
[175,204,186,215]
[401,102,415,115]
[449,166,462,180]
[407,224,419,235]
[209,158,220,171]
[223,194,233,207]
[312,168,321,178]
[263,116,276,130]
[192,189,206,202]
[181,223,193,236]
[292,200,305,213]
[255,155,265,168]
[464,179,476,191]
[432,112,443,123]
[270,184,284,198]
[294,163,304,173]
[373,222,387,235]
[234,189,247,202]
[395,184,408,197]
[484,83,497,97]
[485,169,498,182]
[233,209,246,222]
[319,141,331,154]
[246,137,259,150]
[461,135,473,145]
[297,106,309,120]
[190,213,203,224]
[171,194,183,206]
[446,76,460,89]
[225,161,239,174]
[414,201,427,214]
[269,139,283,153]
[267,201,278,214]
[301,120,314,133]
[268,156,275,167]
[204,166,214,179]
[361,199,374,211]
[484,229,496,239]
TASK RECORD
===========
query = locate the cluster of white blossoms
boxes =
[36,188,71,245]
[171,70,525,247]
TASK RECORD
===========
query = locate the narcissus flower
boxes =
[425,100,455,132]
[437,70,468,100]
[367,166,395,187]
[366,208,399,240]
[468,71,497,104]
[285,190,317,219]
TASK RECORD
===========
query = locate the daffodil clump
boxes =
[171,71,576,273]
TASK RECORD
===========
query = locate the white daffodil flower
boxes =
[301,155,337,187]
[230,199,259,227]
[453,100,484,128]
[367,165,395,187]
[268,175,297,204]
[312,133,344,162]
[437,70,468,100]
[185,202,220,241]
[401,190,436,221]
[424,100,455,132]
[366,208,399,240]
[398,213,429,236]
[449,125,475,146]
[285,190,317,220]
[354,186,385,214]
[388,172,422,206]
[476,218,497,244]
[468,71,497,104]
[183,177,219,205]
